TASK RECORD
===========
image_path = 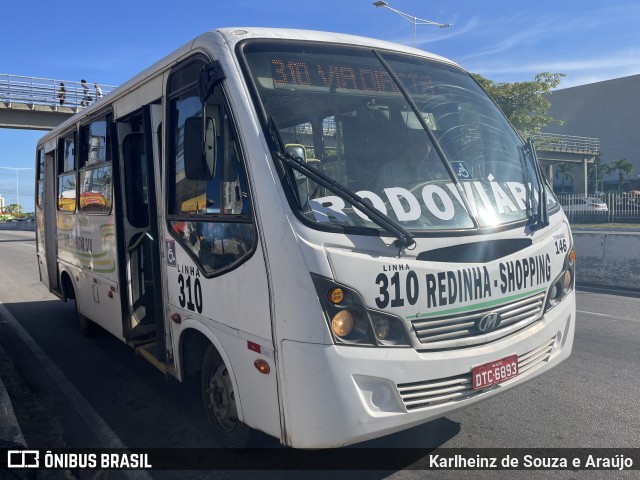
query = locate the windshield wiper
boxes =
[276,150,415,249]
[526,138,549,231]
[371,50,480,230]
[265,114,415,249]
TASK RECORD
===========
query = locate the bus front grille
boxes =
[410,291,547,350]
[397,337,555,411]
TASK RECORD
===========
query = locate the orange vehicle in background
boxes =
[80,191,109,212]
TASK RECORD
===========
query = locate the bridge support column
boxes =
[574,157,589,195]
[546,164,553,185]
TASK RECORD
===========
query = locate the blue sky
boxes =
[3,0,640,212]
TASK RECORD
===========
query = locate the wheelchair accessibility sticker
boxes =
[451,161,471,179]
[166,240,176,267]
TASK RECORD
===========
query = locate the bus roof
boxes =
[209,27,456,65]
[38,27,459,145]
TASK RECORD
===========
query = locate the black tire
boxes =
[201,346,254,448]
[75,299,96,337]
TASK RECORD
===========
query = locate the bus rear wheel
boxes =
[77,308,96,337]
[201,346,253,448]
[66,277,96,337]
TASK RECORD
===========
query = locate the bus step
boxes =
[135,342,179,379]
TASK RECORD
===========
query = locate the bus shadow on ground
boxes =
[173,417,461,473]
[1,298,460,476]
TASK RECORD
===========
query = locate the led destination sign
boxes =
[269,57,436,95]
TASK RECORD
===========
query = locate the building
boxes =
[543,74,640,192]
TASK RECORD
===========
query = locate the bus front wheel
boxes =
[201,346,254,448]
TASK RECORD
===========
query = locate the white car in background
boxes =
[559,196,609,213]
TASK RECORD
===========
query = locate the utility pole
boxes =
[0,167,32,214]
[373,1,451,47]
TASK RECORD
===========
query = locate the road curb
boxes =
[0,345,27,447]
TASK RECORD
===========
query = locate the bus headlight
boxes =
[369,311,410,346]
[331,310,355,337]
[312,274,411,348]
[545,247,575,311]
[373,317,391,340]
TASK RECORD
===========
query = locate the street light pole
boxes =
[0,167,32,214]
[373,1,451,47]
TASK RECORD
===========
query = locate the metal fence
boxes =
[0,74,116,110]
[557,193,640,224]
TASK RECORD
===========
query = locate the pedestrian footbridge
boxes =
[532,133,600,195]
[0,74,115,130]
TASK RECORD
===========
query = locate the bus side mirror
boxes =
[286,144,306,162]
[184,116,215,180]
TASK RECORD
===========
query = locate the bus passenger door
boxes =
[39,146,59,292]
[116,106,165,359]
[164,58,280,442]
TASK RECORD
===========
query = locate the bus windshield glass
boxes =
[242,41,545,232]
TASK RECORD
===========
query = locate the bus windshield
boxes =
[242,41,545,232]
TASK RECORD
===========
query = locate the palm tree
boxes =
[607,158,633,190]
[589,157,608,193]
[556,163,574,192]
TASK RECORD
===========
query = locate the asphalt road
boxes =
[0,229,639,480]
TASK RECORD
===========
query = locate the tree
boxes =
[555,162,574,192]
[607,158,634,190]
[5,203,21,215]
[588,156,608,192]
[472,72,565,138]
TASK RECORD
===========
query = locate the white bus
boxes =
[35,28,576,449]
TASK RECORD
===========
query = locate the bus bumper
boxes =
[280,290,575,449]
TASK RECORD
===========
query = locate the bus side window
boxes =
[122,132,149,227]
[167,60,255,276]
[57,132,77,212]
[79,165,112,214]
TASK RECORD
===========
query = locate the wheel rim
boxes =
[206,364,238,433]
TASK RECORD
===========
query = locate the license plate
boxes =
[472,354,518,390]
